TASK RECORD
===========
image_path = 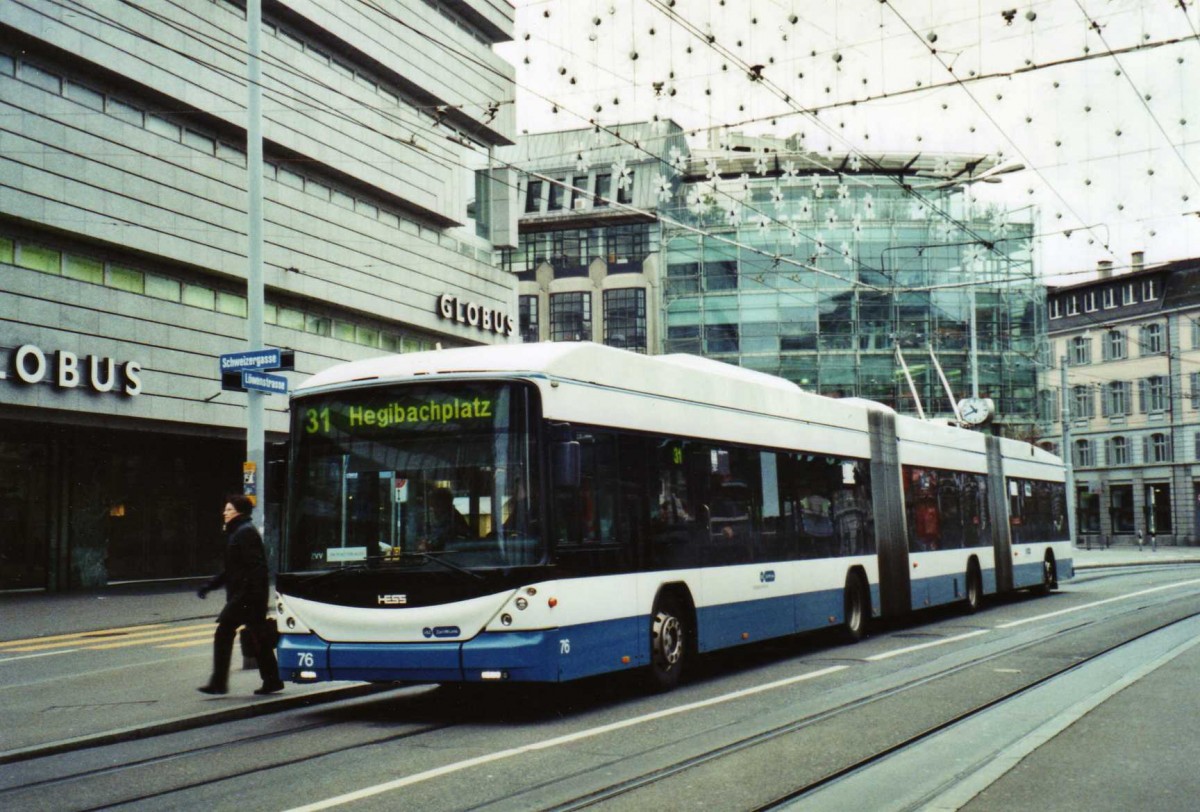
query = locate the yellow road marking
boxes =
[0,624,169,648]
[85,629,216,650]
[158,639,214,649]
[0,623,214,653]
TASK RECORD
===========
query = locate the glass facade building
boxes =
[661,148,1042,427]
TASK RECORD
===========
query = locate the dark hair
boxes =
[225,494,254,516]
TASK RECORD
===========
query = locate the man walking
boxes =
[197,494,284,696]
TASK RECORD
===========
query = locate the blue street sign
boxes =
[241,369,288,395]
[219,347,282,373]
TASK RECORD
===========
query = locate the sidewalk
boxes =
[1070,542,1200,570]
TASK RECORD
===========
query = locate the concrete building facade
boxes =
[0,0,517,590]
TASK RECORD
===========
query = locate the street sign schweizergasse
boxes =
[218,348,293,393]
[220,348,283,373]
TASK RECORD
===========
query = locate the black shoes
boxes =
[254,680,285,695]
[197,683,228,695]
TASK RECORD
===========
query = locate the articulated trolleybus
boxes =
[275,343,1072,690]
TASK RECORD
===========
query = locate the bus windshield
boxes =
[285,381,540,572]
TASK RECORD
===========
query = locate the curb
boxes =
[0,682,400,766]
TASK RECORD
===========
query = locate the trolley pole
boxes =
[1061,356,1076,547]
[246,0,266,538]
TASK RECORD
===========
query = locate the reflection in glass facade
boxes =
[661,155,1042,425]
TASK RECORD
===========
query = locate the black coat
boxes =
[205,514,270,626]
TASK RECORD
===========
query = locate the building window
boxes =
[1122,283,1136,305]
[1070,335,1091,365]
[706,323,739,353]
[571,175,589,210]
[525,180,543,213]
[617,172,634,204]
[1066,296,1079,316]
[1049,298,1062,319]
[1108,435,1129,465]
[1141,323,1164,354]
[603,288,647,352]
[1073,438,1094,467]
[1083,291,1097,312]
[1102,287,1116,309]
[1143,279,1158,301]
[547,178,566,211]
[1103,329,1126,361]
[605,224,649,267]
[594,174,611,207]
[519,295,539,343]
[1148,433,1172,463]
[1192,372,1200,409]
[551,230,588,275]
[550,292,592,341]
[1103,380,1131,417]
[1141,375,1169,412]
[1072,385,1094,418]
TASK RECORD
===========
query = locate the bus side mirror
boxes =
[554,441,581,489]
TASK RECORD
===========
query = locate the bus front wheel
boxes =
[647,595,687,691]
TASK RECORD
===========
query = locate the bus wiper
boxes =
[305,563,369,584]
[412,552,484,581]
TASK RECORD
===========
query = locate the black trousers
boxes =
[208,609,279,689]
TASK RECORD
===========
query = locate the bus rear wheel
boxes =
[842,574,869,642]
[1035,555,1056,595]
[964,563,982,613]
[647,595,687,691]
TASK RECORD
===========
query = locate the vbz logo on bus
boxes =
[759,570,776,584]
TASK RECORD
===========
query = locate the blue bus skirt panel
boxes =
[463,614,644,682]
[279,615,646,685]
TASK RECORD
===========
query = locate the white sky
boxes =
[498,0,1200,284]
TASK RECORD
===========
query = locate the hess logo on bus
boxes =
[377,594,407,605]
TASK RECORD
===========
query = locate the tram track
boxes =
[3,585,1198,812]
[533,603,1200,812]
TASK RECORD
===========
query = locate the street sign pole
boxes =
[246,0,267,549]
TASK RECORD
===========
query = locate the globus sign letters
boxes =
[3,343,142,396]
[437,294,515,337]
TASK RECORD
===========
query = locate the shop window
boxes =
[1076,485,1101,533]
[1146,483,1171,533]
[1109,484,1135,532]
